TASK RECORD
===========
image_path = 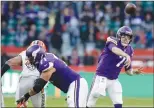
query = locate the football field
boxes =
[4,96,153,107]
[3,73,153,107]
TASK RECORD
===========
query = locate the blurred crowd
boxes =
[1,1,154,66]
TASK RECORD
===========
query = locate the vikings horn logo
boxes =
[32,46,41,59]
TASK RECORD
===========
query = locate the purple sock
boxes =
[114,104,122,108]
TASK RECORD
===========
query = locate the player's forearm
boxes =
[1,58,22,77]
[28,88,37,96]
[112,47,128,57]
[33,78,47,94]
[27,78,47,97]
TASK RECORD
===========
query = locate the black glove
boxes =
[16,93,30,104]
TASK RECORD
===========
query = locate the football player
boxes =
[16,44,88,107]
[0,88,4,107]
[1,40,46,107]
[86,26,143,108]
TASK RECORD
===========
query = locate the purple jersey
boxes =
[38,53,80,93]
[96,37,134,80]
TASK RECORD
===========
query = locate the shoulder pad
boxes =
[39,58,54,72]
[42,62,54,72]
[106,36,118,45]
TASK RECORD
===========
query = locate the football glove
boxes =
[16,93,30,104]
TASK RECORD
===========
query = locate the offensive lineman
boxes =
[16,44,88,107]
[1,40,46,107]
[86,26,143,108]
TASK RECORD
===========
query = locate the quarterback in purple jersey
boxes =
[87,26,143,108]
[16,45,88,107]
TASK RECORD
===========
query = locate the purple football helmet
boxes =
[26,45,46,66]
[116,26,133,41]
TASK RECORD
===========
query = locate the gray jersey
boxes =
[19,51,40,77]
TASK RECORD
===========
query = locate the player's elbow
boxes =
[33,78,47,93]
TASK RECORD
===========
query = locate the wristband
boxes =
[24,92,30,98]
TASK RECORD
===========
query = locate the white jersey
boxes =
[19,51,40,77]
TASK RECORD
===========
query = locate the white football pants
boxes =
[1,92,5,107]
[67,77,88,107]
[87,75,123,107]
[15,76,46,107]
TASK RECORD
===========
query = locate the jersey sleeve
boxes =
[125,46,134,71]
[38,58,54,73]
[129,46,134,57]
[106,37,118,51]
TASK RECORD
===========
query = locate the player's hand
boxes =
[124,54,131,68]
[16,96,28,104]
[133,67,144,75]
[16,93,30,104]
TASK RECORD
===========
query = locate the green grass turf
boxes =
[4,96,153,107]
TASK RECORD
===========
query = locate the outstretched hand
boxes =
[124,54,131,68]
[16,93,30,104]
[16,96,28,104]
[133,67,144,75]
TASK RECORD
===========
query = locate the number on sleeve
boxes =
[116,56,126,67]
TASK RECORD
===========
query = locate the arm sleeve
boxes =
[33,78,47,93]
[125,46,134,71]
[107,42,117,51]
[106,37,118,51]
[1,63,10,77]
[39,58,54,73]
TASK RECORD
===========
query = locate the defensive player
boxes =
[86,26,143,108]
[16,44,88,107]
[0,88,4,107]
[1,40,46,107]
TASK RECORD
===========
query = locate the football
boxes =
[125,3,136,15]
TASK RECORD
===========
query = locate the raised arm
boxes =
[1,55,22,77]
[107,37,131,68]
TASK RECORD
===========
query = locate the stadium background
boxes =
[1,1,153,107]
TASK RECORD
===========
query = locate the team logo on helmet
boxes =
[30,40,47,51]
[116,26,133,39]
[26,45,45,66]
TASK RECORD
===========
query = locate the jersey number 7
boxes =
[116,56,126,67]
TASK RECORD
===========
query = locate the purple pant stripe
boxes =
[74,80,77,107]
[76,78,80,108]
